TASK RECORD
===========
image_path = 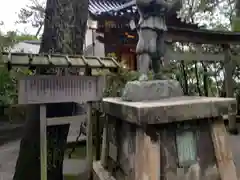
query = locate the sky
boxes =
[0,0,40,34]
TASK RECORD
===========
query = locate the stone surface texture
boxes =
[103,96,236,124]
[121,80,183,102]
[93,161,115,180]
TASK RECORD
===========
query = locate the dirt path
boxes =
[0,122,87,180]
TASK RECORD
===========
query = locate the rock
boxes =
[121,80,183,101]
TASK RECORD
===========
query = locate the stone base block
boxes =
[121,80,183,101]
[103,96,236,125]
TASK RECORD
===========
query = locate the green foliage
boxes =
[97,61,155,97]
[0,32,15,52]
[232,17,240,31]
[64,175,78,180]
[4,31,38,45]
[103,68,140,97]
[13,33,38,42]
[0,67,17,106]
[0,32,16,109]
[99,58,228,99]
[0,31,37,112]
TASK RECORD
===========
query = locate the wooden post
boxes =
[223,44,237,134]
[40,104,47,180]
[211,118,238,180]
[85,67,93,179]
[100,114,109,167]
[87,102,93,179]
[95,108,101,160]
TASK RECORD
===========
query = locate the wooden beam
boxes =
[165,46,240,62]
[223,45,237,133]
[47,114,86,126]
[167,27,240,44]
[165,49,223,62]
[97,26,240,45]
[97,36,240,63]
[210,119,238,180]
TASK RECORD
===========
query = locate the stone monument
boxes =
[136,0,182,81]
[93,97,237,180]
[92,1,238,180]
[122,0,183,101]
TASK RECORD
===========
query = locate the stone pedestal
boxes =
[121,80,183,101]
[93,96,238,180]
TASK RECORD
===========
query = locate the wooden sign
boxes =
[18,75,104,104]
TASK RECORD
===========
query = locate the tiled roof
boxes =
[88,0,198,29]
[2,52,119,69]
[88,0,200,29]
[89,0,137,15]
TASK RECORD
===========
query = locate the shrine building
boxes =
[87,0,240,70]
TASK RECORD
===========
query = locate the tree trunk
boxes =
[13,0,88,180]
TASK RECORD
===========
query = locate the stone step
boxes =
[63,159,87,176]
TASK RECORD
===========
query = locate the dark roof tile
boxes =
[89,0,126,14]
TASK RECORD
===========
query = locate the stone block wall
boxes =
[105,117,221,180]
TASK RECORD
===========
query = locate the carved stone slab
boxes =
[121,80,183,102]
[18,75,104,104]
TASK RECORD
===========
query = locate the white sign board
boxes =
[18,75,104,104]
